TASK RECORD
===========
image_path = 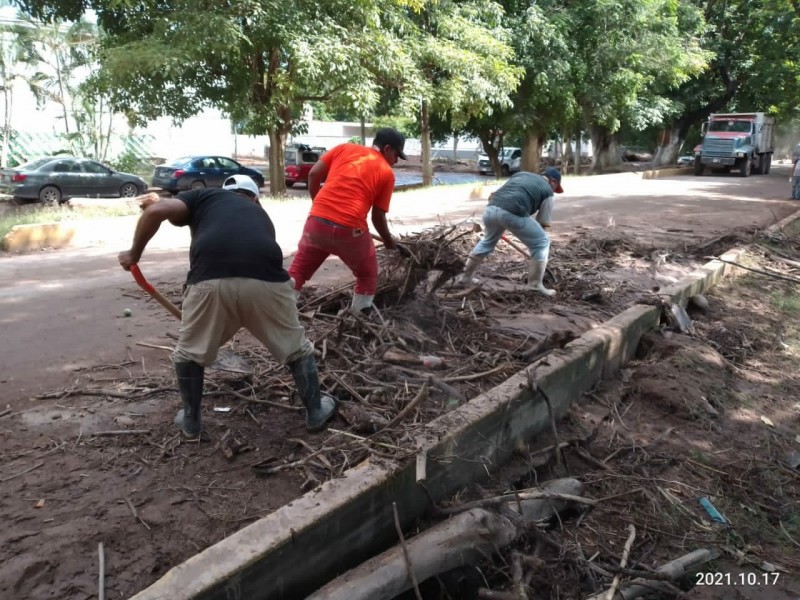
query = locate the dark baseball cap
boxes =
[543,166,564,193]
[373,127,407,160]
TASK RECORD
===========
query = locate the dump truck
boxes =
[694,112,774,177]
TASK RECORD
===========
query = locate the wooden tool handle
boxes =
[130,265,183,320]
[501,234,531,259]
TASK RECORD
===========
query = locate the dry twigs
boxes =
[393,502,423,600]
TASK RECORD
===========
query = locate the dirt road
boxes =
[0,167,796,407]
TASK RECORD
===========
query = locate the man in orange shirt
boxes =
[288,127,407,313]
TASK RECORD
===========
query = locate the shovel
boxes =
[129,265,253,375]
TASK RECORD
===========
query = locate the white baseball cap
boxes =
[223,174,260,198]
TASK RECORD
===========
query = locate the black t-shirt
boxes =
[176,188,289,285]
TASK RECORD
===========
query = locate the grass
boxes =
[0,201,140,239]
[769,289,800,316]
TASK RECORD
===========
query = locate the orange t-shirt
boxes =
[309,143,395,230]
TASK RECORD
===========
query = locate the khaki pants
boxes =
[173,278,312,367]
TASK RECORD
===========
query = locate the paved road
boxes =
[1,166,797,404]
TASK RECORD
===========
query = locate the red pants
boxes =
[289,217,378,295]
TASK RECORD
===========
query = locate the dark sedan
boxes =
[0,156,147,205]
[152,155,265,195]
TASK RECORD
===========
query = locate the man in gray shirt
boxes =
[458,167,563,296]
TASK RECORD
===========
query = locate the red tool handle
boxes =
[130,264,156,295]
[129,264,183,320]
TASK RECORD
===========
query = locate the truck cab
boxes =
[694,112,774,177]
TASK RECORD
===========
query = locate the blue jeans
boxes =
[793,182,800,200]
[472,205,550,262]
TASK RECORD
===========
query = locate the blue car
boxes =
[151,155,265,195]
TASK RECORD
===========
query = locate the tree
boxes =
[393,0,522,185]
[19,15,106,157]
[501,0,575,174]
[0,17,36,166]
[566,0,709,172]
[22,0,420,195]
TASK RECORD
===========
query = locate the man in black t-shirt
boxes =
[119,175,336,437]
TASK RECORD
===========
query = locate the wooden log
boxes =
[383,347,423,366]
[308,478,586,600]
[584,548,719,600]
[306,508,518,600]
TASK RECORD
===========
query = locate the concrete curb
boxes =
[641,166,693,179]
[2,222,77,252]
[131,210,800,600]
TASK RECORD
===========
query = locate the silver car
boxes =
[0,156,147,205]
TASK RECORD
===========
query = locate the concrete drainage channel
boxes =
[129,210,800,600]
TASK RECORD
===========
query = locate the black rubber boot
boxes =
[174,361,204,438]
[288,354,336,432]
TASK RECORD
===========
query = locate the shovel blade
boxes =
[210,349,253,375]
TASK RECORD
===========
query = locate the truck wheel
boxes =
[693,158,704,176]
[501,165,510,176]
[739,157,751,177]
[765,153,772,174]
[756,155,767,175]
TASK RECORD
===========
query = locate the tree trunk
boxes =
[452,135,458,161]
[561,129,573,169]
[308,478,585,600]
[478,133,502,177]
[652,67,739,167]
[653,118,696,167]
[56,53,71,136]
[573,130,582,175]
[589,125,622,173]
[521,130,543,173]
[268,129,286,196]
[101,97,113,161]
[360,116,366,146]
[1,84,12,168]
[268,106,293,196]
[421,100,433,186]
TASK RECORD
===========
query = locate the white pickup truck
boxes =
[477,147,522,176]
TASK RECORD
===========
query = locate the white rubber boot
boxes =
[457,255,486,285]
[527,259,556,297]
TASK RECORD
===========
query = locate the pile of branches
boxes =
[299,224,475,314]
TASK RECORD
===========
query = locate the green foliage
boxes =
[107,146,151,179]
[569,0,709,133]
[8,0,800,178]
[372,115,417,140]
[396,0,522,126]
[1,131,30,167]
